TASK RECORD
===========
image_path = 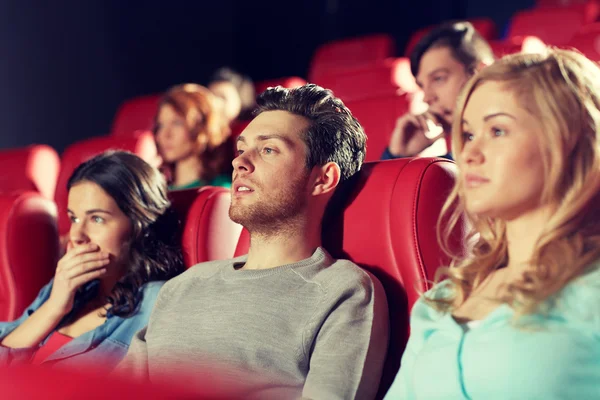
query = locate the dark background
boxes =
[0,0,533,153]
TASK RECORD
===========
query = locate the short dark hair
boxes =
[67,151,184,317]
[410,21,495,77]
[255,84,366,183]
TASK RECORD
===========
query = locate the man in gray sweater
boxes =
[118,84,390,399]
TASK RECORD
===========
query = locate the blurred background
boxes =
[0,0,535,153]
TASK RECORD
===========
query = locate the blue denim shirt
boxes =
[0,279,163,372]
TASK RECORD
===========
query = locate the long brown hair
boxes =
[154,83,233,184]
[67,151,184,317]
[433,49,600,319]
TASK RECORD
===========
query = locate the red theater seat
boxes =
[0,192,59,321]
[316,58,417,162]
[568,22,600,60]
[309,34,395,82]
[536,1,600,23]
[254,77,307,95]
[171,187,242,268]
[0,145,60,200]
[55,132,158,236]
[0,365,220,400]
[111,94,161,138]
[508,7,587,45]
[234,157,460,397]
[404,18,498,57]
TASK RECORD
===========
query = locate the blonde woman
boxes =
[385,49,600,399]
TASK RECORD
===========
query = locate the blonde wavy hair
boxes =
[431,48,600,318]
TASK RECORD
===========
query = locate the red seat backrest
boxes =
[508,7,586,45]
[0,145,60,200]
[568,22,600,60]
[309,34,395,82]
[254,77,307,96]
[536,0,600,23]
[55,132,158,236]
[315,58,415,162]
[111,94,161,138]
[0,192,59,321]
[171,187,243,267]
[234,158,460,397]
[404,18,498,57]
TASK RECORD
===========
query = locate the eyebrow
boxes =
[237,134,295,148]
[416,68,450,87]
[462,112,517,126]
[67,209,113,215]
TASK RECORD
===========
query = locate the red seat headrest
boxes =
[0,145,60,200]
[111,94,161,138]
[172,187,243,267]
[0,192,58,321]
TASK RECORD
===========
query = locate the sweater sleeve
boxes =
[0,280,54,365]
[302,272,389,400]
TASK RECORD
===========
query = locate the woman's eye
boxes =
[237,149,244,155]
[69,215,79,223]
[92,216,105,223]
[492,127,506,137]
[462,132,474,142]
[263,147,275,155]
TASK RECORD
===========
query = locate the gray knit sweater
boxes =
[119,247,389,399]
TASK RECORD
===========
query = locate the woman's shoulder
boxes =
[553,262,600,327]
[209,174,232,188]
[135,281,166,313]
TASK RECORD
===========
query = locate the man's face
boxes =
[229,110,313,234]
[416,46,471,124]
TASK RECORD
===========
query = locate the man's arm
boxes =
[302,272,389,400]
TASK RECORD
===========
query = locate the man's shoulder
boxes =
[304,255,380,294]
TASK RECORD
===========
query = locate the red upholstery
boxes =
[315,58,416,162]
[348,95,411,162]
[55,132,158,236]
[111,94,161,138]
[0,365,221,399]
[508,7,587,45]
[0,145,60,200]
[404,18,498,57]
[568,22,600,60]
[309,34,395,82]
[254,77,307,95]
[0,192,59,321]
[171,187,242,268]
[536,1,600,24]
[234,157,460,397]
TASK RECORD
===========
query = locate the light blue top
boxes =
[385,264,600,400]
[0,279,164,372]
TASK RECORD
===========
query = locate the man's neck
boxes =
[242,222,322,270]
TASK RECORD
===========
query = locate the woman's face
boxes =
[155,104,197,163]
[459,81,546,221]
[67,181,132,272]
[209,81,242,122]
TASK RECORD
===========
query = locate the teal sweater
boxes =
[385,264,600,400]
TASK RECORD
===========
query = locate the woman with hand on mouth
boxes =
[0,151,184,372]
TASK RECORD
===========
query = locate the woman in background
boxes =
[154,83,233,190]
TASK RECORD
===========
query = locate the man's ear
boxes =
[311,162,341,196]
